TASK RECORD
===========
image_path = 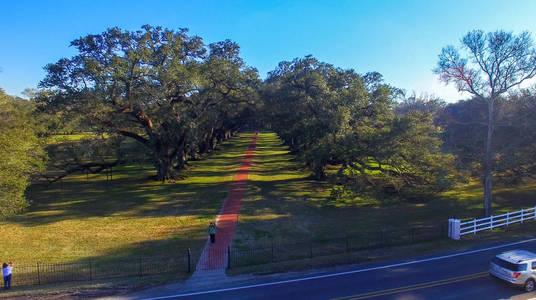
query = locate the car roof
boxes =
[497,250,536,263]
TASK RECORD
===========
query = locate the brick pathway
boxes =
[196,132,258,271]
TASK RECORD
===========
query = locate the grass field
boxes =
[0,133,257,264]
[46,133,100,144]
[2,131,535,270]
[233,132,536,248]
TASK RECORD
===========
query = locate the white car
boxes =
[490,249,536,292]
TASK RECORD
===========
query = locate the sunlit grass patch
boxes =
[3,130,535,280]
[46,132,102,144]
[0,133,257,265]
[235,132,536,253]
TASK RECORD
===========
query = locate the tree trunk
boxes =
[313,163,326,180]
[198,140,208,155]
[175,150,187,170]
[154,146,174,182]
[155,158,173,182]
[210,135,217,150]
[483,99,495,216]
[216,129,224,145]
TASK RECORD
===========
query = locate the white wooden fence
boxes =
[448,206,536,240]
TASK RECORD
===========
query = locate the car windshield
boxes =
[493,257,528,271]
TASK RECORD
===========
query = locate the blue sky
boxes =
[1,0,536,101]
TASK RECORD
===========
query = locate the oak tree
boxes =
[436,30,536,216]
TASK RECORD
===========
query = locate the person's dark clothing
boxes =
[3,274,11,290]
[208,224,216,244]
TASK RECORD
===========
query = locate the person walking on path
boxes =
[2,262,13,290]
[208,222,216,244]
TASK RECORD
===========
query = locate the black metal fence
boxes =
[229,224,447,268]
[7,225,445,288]
[11,255,190,287]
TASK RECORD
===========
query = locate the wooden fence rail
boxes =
[448,206,536,239]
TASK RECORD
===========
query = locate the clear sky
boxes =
[2,0,536,101]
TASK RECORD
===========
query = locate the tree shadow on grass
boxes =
[236,174,488,246]
[14,180,230,227]
[11,133,259,227]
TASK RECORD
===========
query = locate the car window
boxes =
[493,257,527,271]
[532,261,536,270]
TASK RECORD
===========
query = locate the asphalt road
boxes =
[143,238,536,300]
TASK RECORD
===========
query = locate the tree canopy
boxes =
[0,89,45,217]
[27,25,536,213]
[39,25,259,181]
[262,56,456,199]
[439,91,536,185]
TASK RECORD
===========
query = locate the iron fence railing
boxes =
[229,224,446,268]
[10,255,190,288]
[6,225,445,288]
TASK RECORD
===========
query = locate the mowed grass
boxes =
[0,132,258,264]
[2,131,535,268]
[46,133,100,144]
[234,132,536,248]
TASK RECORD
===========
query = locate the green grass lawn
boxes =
[2,131,535,273]
[46,133,100,144]
[0,133,258,264]
[234,132,536,248]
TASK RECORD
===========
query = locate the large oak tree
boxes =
[263,56,455,198]
[39,26,258,181]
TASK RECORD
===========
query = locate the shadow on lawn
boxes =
[247,133,531,241]
[12,133,258,227]
[238,175,536,248]
[10,131,536,290]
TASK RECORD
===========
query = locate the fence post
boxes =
[473,218,476,235]
[187,248,191,273]
[490,215,494,230]
[448,219,460,240]
[506,211,510,226]
[37,262,41,285]
[227,246,231,269]
[271,239,274,262]
[521,208,525,223]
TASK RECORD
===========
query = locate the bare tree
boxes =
[435,30,536,216]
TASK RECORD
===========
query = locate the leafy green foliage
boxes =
[262,56,456,199]
[439,91,536,185]
[0,89,46,217]
[38,26,259,181]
